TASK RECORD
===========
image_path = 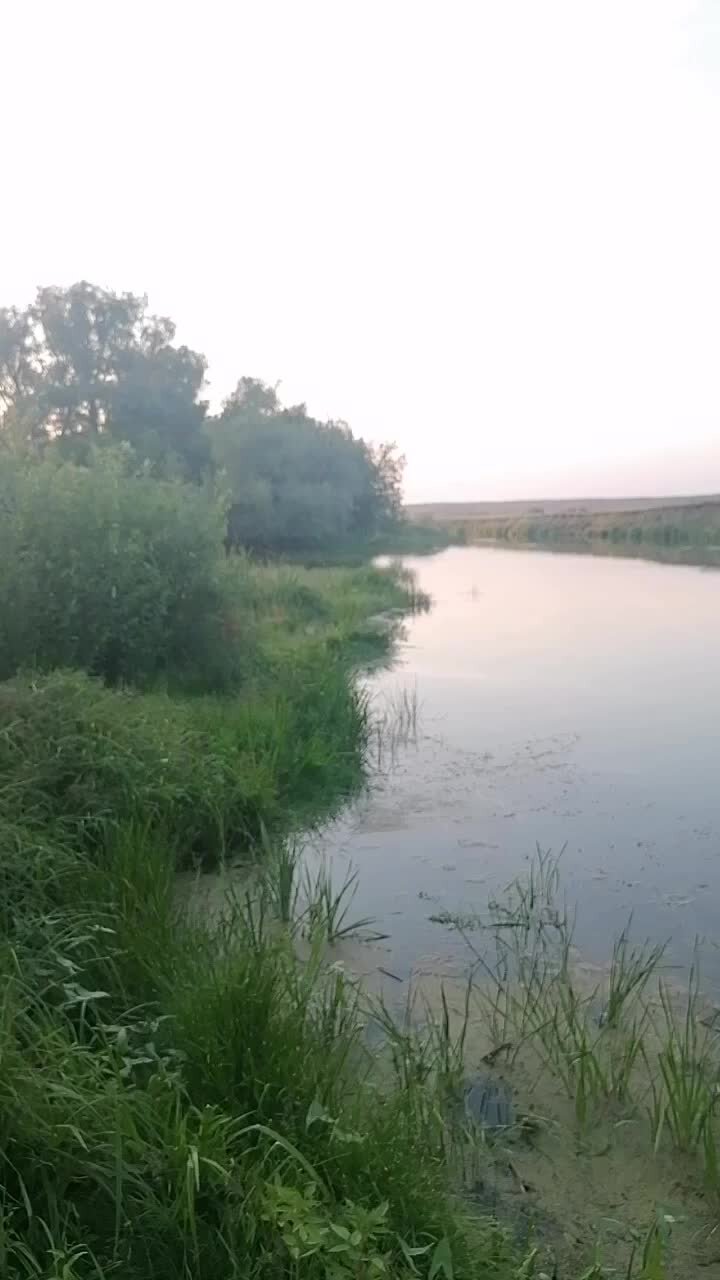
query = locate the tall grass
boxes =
[0,813,529,1279]
[453,853,720,1219]
[0,454,240,688]
[0,454,425,691]
[0,662,369,867]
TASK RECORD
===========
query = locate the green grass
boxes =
[0,817,530,1279]
[0,551,537,1280]
[453,856,720,1209]
[0,665,367,866]
[2,456,676,1278]
[0,557,425,869]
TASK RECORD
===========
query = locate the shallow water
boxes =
[317,545,720,985]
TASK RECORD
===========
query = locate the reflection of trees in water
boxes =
[494,540,720,570]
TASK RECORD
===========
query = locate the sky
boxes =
[3,0,720,502]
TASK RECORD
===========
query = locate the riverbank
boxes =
[302,542,720,1277]
[397,851,720,1280]
[0,558,430,857]
[6,471,717,1276]
[0,549,539,1279]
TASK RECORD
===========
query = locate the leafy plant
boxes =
[263,1179,394,1277]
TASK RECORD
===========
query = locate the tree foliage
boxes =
[0,283,405,546]
[0,282,209,477]
[211,378,404,551]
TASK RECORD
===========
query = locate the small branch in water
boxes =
[378,966,403,983]
[481,1041,513,1065]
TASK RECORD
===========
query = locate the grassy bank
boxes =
[0,458,535,1277]
[0,563,520,1278]
[0,803,526,1278]
[6,454,686,1277]
[0,560,431,879]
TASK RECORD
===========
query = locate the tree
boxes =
[0,283,210,478]
[356,441,406,533]
[106,341,209,478]
[0,307,36,412]
[221,376,281,420]
[211,378,404,551]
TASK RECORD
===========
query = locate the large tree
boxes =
[211,378,404,550]
[0,282,209,477]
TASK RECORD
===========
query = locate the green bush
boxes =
[0,454,238,688]
[0,668,368,866]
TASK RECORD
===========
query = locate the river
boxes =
[316,544,720,987]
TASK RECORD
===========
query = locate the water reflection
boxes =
[476,538,720,570]
[319,545,720,985]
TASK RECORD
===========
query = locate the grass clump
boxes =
[0,663,370,867]
[430,853,720,1274]
[0,817,526,1280]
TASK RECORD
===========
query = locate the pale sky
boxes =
[3,0,720,501]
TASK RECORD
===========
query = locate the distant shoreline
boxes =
[406,494,720,554]
[408,492,720,520]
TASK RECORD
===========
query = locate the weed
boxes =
[371,683,420,772]
[605,924,666,1029]
[648,969,717,1155]
[469,853,672,1128]
[261,834,300,924]
[302,861,375,943]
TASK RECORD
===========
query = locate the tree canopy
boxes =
[211,378,404,551]
[0,282,209,478]
[0,284,405,547]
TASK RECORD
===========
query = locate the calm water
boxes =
[317,545,720,983]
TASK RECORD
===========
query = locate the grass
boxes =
[0,553,539,1280]
[424,853,720,1274]
[0,557,425,870]
[648,968,717,1157]
[605,925,667,1030]
[0,469,690,1279]
[0,665,368,865]
[0,820,531,1279]
[302,861,375,943]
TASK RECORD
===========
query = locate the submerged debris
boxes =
[463,1073,514,1132]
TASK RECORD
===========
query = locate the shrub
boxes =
[0,453,238,688]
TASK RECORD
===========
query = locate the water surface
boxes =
[318,545,720,983]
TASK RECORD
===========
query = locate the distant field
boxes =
[408,494,720,521]
[407,494,720,551]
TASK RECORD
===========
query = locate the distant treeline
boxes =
[426,503,720,550]
[0,281,403,551]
